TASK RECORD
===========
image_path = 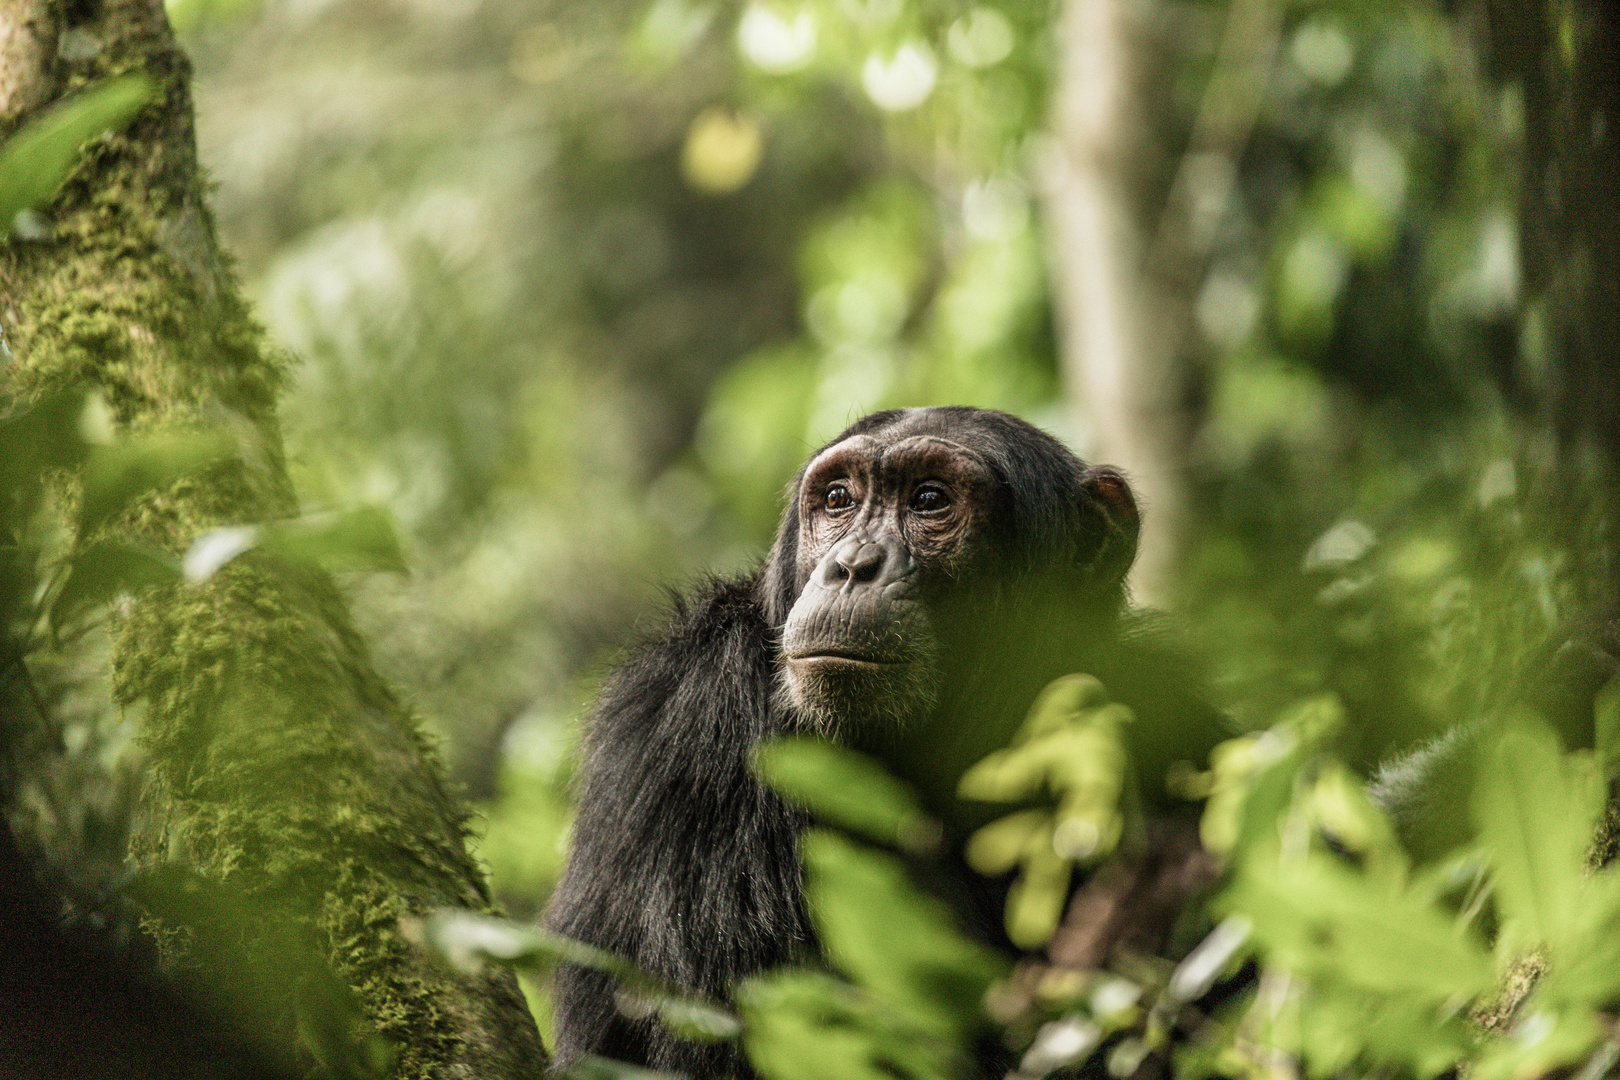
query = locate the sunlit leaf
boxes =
[736,4,815,73]
[1166,916,1252,1004]
[1222,852,1492,998]
[1228,696,1344,859]
[681,108,762,195]
[1291,980,1472,1080]
[182,507,408,583]
[962,808,1044,876]
[1017,1015,1103,1076]
[1533,867,1620,1006]
[1002,842,1072,949]
[183,525,260,582]
[1471,719,1603,952]
[628,994,743,1043]
[861,42,937,113]
[422,909,627,978]
[958,674,1130,945]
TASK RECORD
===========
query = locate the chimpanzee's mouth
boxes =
[786,649,902,667]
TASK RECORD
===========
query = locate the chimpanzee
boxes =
[544,406,1227,1077]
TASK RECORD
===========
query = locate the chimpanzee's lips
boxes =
[786,649,902,667]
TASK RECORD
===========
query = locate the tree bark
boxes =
[0,1,546,1076]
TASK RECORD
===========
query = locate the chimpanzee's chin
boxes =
[780,656,938,737]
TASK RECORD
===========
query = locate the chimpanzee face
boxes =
[777,432,1002,734]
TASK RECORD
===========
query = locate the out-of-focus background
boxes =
[26,0,1607,933]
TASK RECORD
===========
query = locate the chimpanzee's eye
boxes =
[909,485,950,513]
[825,483,855,512]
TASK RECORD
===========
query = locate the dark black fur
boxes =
[546,582,813,1076]
[545,407,1224,1076]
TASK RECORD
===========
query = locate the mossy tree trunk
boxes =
[0,0,546,1075]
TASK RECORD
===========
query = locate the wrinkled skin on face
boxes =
[779,433,1006,734]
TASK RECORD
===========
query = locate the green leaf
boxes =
[0,74,155,227]
[800,829,1004,1039]
[296,990,398,1080]
[1594,676,1620,776]
[1307,761,1408,890]
[739,970,946,1080]
[1472,1007,1604,1080]
[423,909,634,979]
[1222,852,1493,999]
[79,429,235,533]
[0,389,92,489]
[630,995,744,1043]
[956,674,1118,803]
[1228,735,1310,860]
[753,737,939,853]
[1002,841,1072,949]
[1533,867,1620,1006]
[564,1056,682,1080]
[962,807,1045,876]
[181,525,261,582]
[130,867,393,1078]
[1471,719,1604,952]
[956,673,1132,946]
[52,538,180,624]
[182,507,408,583]
[259,505,408,574]
[418,910,741,1042]
[1286,981,1473,1080]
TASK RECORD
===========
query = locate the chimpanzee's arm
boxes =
[543,577,810,1077]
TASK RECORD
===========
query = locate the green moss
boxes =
[0,6,542,1075]
[113,560,518,1075]
[1471,950,1545,1034]
[1587,797,1620,871]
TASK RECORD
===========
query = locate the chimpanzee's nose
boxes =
[835,538,885,583]
[813,535,912,591]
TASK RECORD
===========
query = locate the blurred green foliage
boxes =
[752,736,939,854]
[958,675,1133,948]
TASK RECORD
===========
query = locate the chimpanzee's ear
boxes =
[759,471,808,627]
[1078,465,1139,589]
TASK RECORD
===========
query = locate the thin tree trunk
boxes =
[1044,0,1183,607]
[1045,0,1280,608]
[1486,0,1620,475]
[0,0,545,1075]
